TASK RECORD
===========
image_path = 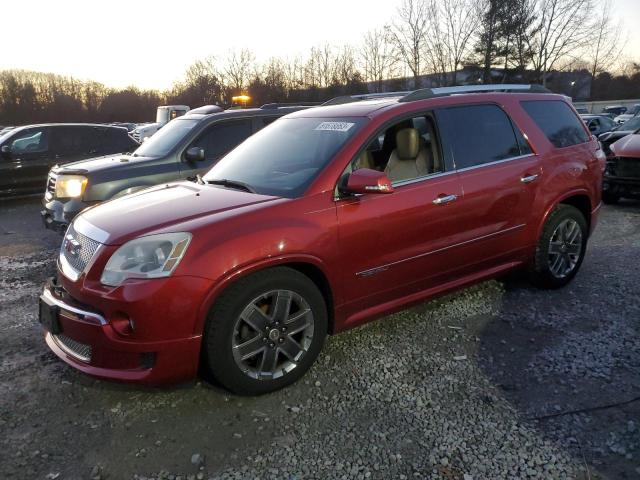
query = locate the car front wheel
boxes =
[202,267,327,395]
[529,204,588,289]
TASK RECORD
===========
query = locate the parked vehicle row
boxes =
[37,84,605,395]
[580,114,616,136]
[613,104,640,124]
[40,104,310,230]
[130,105,190,142]
[0,124,138,197]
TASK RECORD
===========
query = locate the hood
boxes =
[611,134,640,159]
[55,154,154,174]
[75,181,280,244]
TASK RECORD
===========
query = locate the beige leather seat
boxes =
[384,128,431,183]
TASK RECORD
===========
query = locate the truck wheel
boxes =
[202,267,327,395]
[529,205,588,289]
[602,191,620,204]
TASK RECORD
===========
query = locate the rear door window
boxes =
[189,120,252,161]
[51,126,93,156]
[521,100,590,148]
[436,104,523,170]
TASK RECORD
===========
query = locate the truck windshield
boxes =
[133,119,198,157]
[203,117,365,198]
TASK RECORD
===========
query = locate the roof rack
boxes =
[260,102,321,109]
[398,84,550,103]
[322,91,411,106]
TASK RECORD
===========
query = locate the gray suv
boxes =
[41,104,310,231]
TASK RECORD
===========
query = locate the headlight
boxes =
[100,232,192,286]
[55,175,88,198]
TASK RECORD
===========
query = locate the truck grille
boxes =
[61,224,101,275]
[132,131,141,142]
[52,334,92,362]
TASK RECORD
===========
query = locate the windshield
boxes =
[203,117,366,198]
[630,105,640,115]
[133,118,198,157]
[615,116,640,132]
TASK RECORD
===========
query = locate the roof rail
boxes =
[322,91,411,106]
[260,102,321,109]
[398,84,550,103]
[186,105,224,115]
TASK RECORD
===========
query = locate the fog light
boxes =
[140,352,156,369]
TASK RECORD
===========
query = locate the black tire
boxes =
[602,190,620,205]
[202,267,327,395]
[528,204,588,289]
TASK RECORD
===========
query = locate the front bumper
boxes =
[603,174,640,198]
[41,196,89,232]
[40,276,208,385]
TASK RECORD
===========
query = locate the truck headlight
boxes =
[55,175,88,198]
[101,232,192,286]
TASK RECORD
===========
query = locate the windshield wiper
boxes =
[205,178,256,194]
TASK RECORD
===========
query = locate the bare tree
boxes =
[224,48,256,94]
[584,0,626,79]
[390,0,429,87]
[361,27,398,91]
[333,45,361,86]
[440,0,481,85]
[529,0,593,86]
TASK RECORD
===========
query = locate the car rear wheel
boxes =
[529,204,588,289]
[202,267,327,395]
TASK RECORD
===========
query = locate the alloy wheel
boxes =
[547,218,583,279]
[231,289,314,380]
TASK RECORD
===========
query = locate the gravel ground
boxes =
[0,197,638,480]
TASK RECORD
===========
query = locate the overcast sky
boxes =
[2,0,638,90]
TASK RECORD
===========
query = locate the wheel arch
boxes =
[195,255,336,336]
[537,190,593,241]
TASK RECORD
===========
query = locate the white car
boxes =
[614,104,640,124]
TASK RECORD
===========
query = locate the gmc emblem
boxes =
[64,235,81,257]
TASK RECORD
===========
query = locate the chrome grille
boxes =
[132,130,141,142]
[52,334,92,362]
[61,224,101,275]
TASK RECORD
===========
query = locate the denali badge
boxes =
[64,235,81,257]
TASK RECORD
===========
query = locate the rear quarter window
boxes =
[521,100,589,148]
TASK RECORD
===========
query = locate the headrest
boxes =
[395,128,420,160]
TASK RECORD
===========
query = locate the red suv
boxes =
[39,85,605,395]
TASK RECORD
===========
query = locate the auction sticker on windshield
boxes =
[314,122,355,132]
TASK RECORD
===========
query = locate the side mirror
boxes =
[589,124,598,132]
[1,145,10,159]
[185,147,205,162]
[344,168,394,195]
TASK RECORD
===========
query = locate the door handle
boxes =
[432,194,458,205]
[521,174,539,184]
